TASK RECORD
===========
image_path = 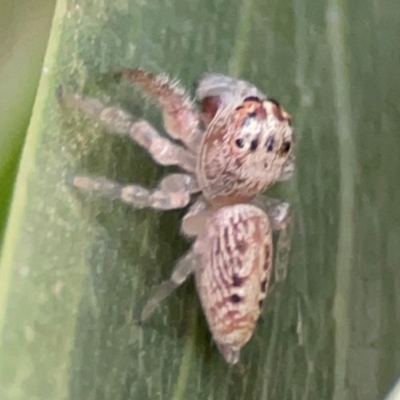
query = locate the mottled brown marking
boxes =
[200,96,220,125]
[232,274,244,287]
[234,158,244,168]
[223,226,232,253]
[212,298,235,311]
[235,241,247,254]
[202,119,228,149]
[222,314,253,335]
[234,98,267,123]
[224,309,241,319]
[215,260,231,289]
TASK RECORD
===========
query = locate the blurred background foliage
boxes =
[0,1,56,244]
[0,0,400,400]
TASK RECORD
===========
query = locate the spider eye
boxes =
[235,138,245,148]
[266,137,275,152]
[280,141,291,154]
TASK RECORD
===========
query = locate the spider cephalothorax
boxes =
[62,68,294,364]
[197,92,292,206]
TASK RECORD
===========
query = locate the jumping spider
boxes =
[61,69,294,365]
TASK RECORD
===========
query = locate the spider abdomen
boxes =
[194,204,273,364]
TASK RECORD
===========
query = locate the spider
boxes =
[61,69,294,364]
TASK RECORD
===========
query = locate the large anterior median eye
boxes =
[235,138,245,149]
[233,137,259,152]
[265,137,275,152]
[232,136,250,152]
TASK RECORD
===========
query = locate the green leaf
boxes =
[0,1,56,242]
[1,0,400,399]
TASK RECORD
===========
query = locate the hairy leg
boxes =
[69,172,199,210]
[140,251,199,322]
[122,68,202,151]
[60,90,197,172]
[181,196,214,237]
[278,152,296,182]
[140,197,215,321]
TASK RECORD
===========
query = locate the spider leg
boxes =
[140,198,213,322]
[181,196,213,237]
[140,251,199,322]
[69,172,199,210]
[277,152,295,182]
[61,90,196,172]
[252,196,292,283]
[122,68,202,151]
[274,218,292,283]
